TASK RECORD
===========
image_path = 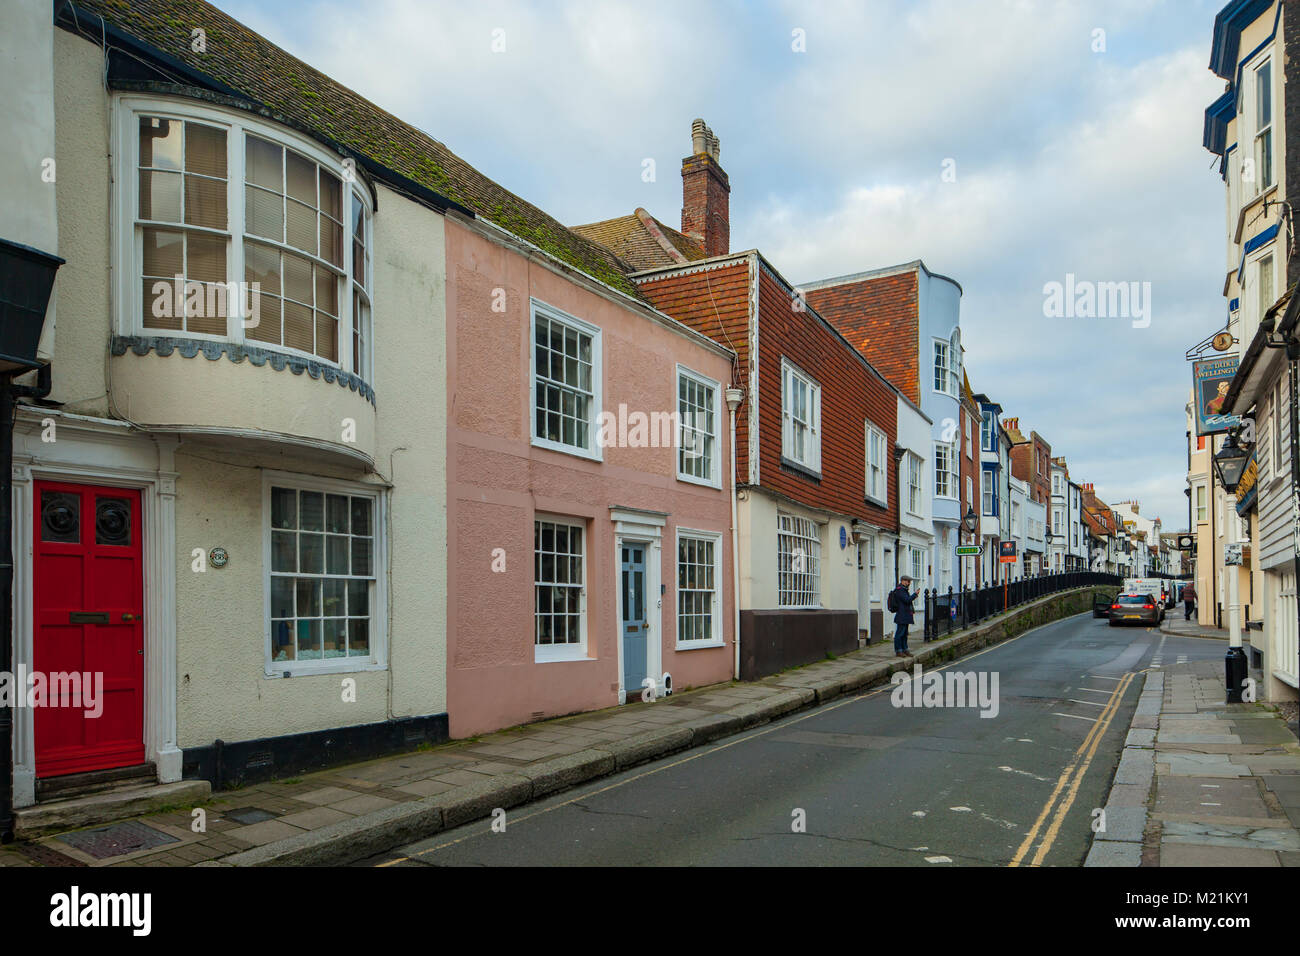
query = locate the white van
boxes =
[1123,578,1174,609]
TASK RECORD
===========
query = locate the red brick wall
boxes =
[681,155,730,257]
[636,261,749,477]
[755,265,895,528]
[803,271,919,404]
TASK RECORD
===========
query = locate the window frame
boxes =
[777,511,822,609]
[676,364,722,489]
[675,527,724,649]
[530,298,603,462]
[906,451,923,516]
[781,358,822,474]
[534,514,590,663]
[1255,58,1274,193]
[934,441,957,500]
[114,95,374,379]
[865,420,888,507]
[261,471,387,678]
[932,339,956,397]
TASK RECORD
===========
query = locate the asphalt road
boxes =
[368,613,1225,867]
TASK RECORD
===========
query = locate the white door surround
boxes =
[9,408,180,805]
[609,506,666,705]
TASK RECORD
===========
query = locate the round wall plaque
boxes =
[209,547,229,568]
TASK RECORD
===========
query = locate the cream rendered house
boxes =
[1,0,455,809]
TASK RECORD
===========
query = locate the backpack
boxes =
[887,589,898,613]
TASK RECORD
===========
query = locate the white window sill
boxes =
[675,639,726,651]
[534,646,594,663]
[677,471,722,490]
[532,435,603,462]
[866,493,888,509]
[265,658,386,679]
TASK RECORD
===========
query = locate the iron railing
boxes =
[920,571,1122,642]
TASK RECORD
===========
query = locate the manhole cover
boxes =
[58,820,178,860]
[223,807,280,825]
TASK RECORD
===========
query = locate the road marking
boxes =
[925,855,953,864]
[1051,712,1097,722]
[1074,687,1112,695]
[1027,672,1134,867]
[1201,802,1221,806]
[912,810,927,817]
[1010,672,1134,868]
[1067,699,1107,707]
[998,766,1052,782]
[379,610,1096,866]
[950,806,971,812]
[1087,675,1125,681]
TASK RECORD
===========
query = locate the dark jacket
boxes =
[892,585,916,625]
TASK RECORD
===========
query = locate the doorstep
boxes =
[14,779,211,841]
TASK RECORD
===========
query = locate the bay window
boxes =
[120,97,374,380]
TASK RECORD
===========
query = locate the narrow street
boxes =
[369,615,1222,867]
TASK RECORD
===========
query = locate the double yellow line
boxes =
[1008,671,1135,867]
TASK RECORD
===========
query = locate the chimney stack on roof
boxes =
[681,118,730,258]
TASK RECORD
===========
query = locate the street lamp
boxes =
[1,236,63,845]
[1212,433,1251,492]
[1210,430,1252,703]
[958,506,977,593]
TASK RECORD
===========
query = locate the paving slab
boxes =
[1158,753,1251,777]
[1158,844,1280,866]
[1161,820,1300,852]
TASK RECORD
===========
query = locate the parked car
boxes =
[1093,592,1116,618]
[1108,593,1164,627]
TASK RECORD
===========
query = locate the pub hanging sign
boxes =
[1192,356,1243,437]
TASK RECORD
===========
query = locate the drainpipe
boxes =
[2,364,52,843]
[725,388,744,681]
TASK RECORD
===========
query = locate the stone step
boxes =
[35,762,157,802]
[14,780,211,841]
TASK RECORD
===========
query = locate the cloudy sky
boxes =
[214,0,1229,531]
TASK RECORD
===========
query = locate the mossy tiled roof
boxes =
[71,0,644,300]
[572,210,706,271]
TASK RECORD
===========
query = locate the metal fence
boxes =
[919,571,1122,642]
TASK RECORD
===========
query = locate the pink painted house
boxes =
[445,213,737,737]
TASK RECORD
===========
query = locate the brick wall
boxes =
[755,264,896,528]
[681,154,730,258]
[636,261,750,476]
[803,270,919,403]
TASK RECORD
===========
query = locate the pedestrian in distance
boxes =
[1182,581,1197,621]
[888,575,918,658]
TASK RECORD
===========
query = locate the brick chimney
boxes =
[681,118,730,258]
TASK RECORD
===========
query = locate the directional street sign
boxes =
[955,545,983,556]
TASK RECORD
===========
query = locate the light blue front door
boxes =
[621,544,647,697]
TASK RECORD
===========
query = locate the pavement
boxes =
[1159,616,1228,639]
[1086,659,1300,867]
[0,585,1105,868]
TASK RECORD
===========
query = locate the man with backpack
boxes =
[889,575,918,657]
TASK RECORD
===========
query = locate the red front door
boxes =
[33,481,145,777]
